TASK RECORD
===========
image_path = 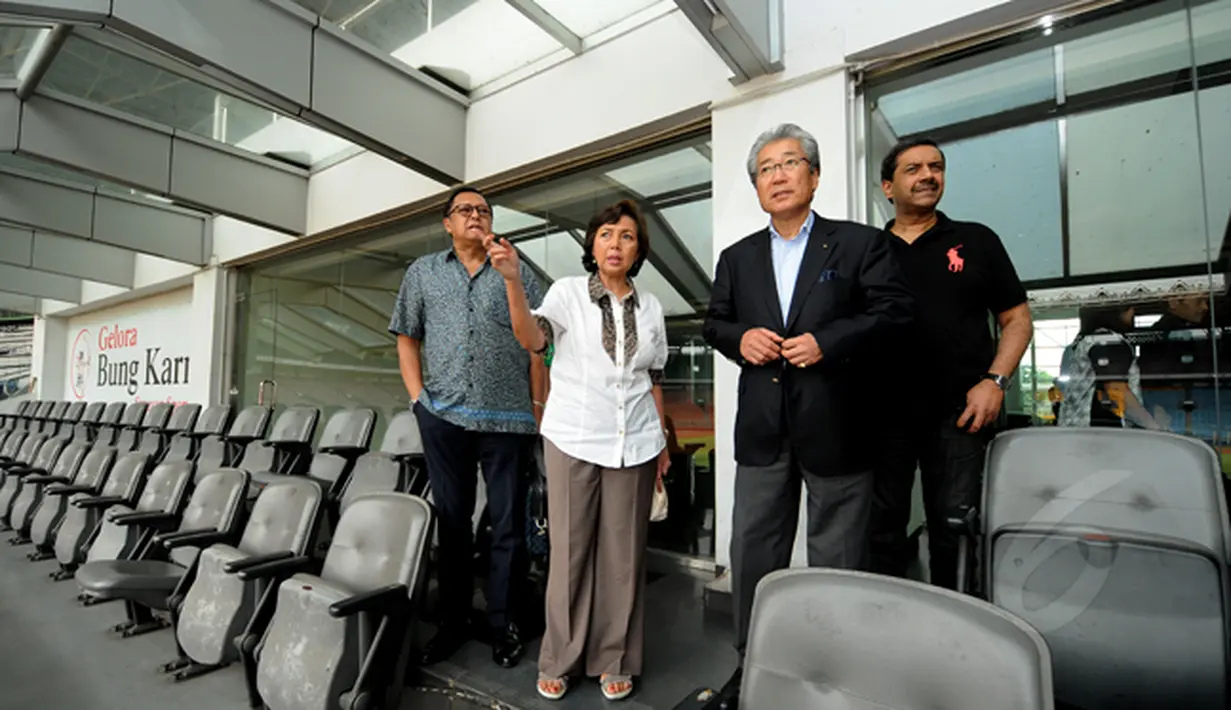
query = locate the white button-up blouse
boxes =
[533,274,668,469]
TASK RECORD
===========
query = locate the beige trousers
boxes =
[537,439,657,678]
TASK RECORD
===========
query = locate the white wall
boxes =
[40,269,230,407]
[306,151,446,234]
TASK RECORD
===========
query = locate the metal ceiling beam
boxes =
[674,0,784,84]
[0,292,39,314]
[0,222,136,288]
[0,0,468,184]
[0,167,211,266]
[15,23,70,100]
[0,262,81,302]
[504,0,583,55]
[0,89,309,234]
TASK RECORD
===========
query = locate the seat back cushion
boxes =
[256,493,432,710]
[741,568,1053,710]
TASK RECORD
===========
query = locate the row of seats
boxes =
[730,427,1230,710]
[0,399,437,710]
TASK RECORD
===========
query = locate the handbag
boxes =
[650,475,668,522]
[525,441,550,559]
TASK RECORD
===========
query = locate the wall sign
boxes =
[64,288,196,404]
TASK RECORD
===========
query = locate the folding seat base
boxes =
[161,660,229,683]
[113,601,171,638]
[27,546,54,562]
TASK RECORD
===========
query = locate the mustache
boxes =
[913,181,939,192]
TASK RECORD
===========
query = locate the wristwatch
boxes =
[982,373,1010,391]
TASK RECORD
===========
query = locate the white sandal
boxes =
[600,674,633,701]
[537,674,568,700]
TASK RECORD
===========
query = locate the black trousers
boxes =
[414,403,530,630]
[868,411,990,591]
[730,438,873,655]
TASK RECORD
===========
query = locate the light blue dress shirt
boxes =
[769,212,815,325]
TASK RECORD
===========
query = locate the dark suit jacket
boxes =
[703,212,913,476]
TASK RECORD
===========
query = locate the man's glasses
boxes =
[757,157,810,180]
[450,204,493,220]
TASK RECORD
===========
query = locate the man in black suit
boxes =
[703,123,913,708]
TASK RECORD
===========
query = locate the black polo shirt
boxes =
[884,211,1028,414]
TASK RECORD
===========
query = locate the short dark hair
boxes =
[581,200,650,278]
[443,186,488,217]
[880,137,945,183]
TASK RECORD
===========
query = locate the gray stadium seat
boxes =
[304,407,377,497]
[7,439,89,543]
[132,402,175,459]
[194,405,272,483]
[57,401,86,438]
[28,445,116,561]
[163,403,230,463]
[160,477,325,681]
[111,403,149,452]
[74,468,249,636]
[245,492,434,710]
[72,402,108,442]
[242,405,320,492]
[0,434,61,529]
[93,402,127,445]
[741,568,1055,710]
[975,428,1230,710]
[52,453,167,582]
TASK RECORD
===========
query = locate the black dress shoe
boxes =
[717,667,742,709]
[419,625,468,666]
[492,623,525,668]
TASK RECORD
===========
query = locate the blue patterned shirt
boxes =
[388,249,545,435]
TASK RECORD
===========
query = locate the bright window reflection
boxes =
[535,0,664,36]
[40,35,343,162]
[0,24,45,78]
[873,49,1055,135]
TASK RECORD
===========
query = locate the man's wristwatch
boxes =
[982,373,1010,391]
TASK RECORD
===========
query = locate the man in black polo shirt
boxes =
[868,137,1034,591]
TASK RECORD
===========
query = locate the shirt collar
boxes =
[884,210,952,236]
[588,272,640,307]
[769,211,815,242]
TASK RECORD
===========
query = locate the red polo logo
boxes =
[947,245,965,272]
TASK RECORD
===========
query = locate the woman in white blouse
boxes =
[486,199,670,702]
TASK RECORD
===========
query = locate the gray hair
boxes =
[746,123,821,184]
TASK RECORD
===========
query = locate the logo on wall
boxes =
[70,329,92,400]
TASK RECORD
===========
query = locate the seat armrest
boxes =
[236,555,314,582]
[151,528,220,546]
[73,495,124,509]
[161,530,229,550]
[944,505,980,537]
[113,511,177,526]
[328,583,408,618]
[24,474,68,484]
[45,484,93,495]
[223,550,295,574]
[7,466,37,477]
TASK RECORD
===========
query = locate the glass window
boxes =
[40,35,347,163]
[873,49,1056,136]
[534,0,664,36]
[941,122,1064,281]
[1066,93,1208,275]
[232,132,717,559]
[1062,8,1192,95]
[863,0,1231,484]
[0,24,46,78]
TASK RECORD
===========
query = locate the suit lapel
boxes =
[785,215,840,331]
[753,230,785,327]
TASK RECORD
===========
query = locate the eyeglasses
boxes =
[450,204,493,220]
[757,157,810,180]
